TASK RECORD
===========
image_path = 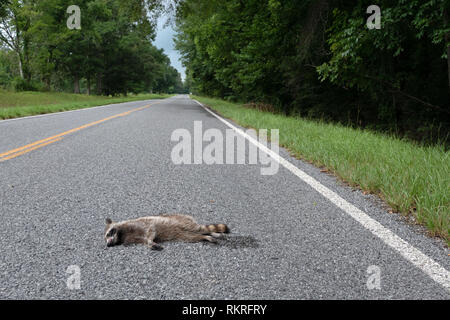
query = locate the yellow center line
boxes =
[0,137,63,162]
[0,102,159,162]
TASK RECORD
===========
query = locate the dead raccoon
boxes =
[104,214,230,250]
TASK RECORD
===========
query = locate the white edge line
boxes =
[0,98,168,124]
[193,98,450,292]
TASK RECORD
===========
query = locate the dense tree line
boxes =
[0,0,185,95]
[175,0,450,144]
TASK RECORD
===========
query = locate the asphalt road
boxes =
[0,95,448,299]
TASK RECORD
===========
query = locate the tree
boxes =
[175,0,450,143]
[0,0,182,94]
[0,0,33,81]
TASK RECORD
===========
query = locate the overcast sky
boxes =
[152,17,186,81]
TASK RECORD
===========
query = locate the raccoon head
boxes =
[104,218,121,247]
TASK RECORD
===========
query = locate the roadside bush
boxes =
[11,77,40,92]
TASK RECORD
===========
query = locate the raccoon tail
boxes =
[201,223,230,234]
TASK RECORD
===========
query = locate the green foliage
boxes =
[317,1,450,91]
[0,49,15,87]
[11,77,39,91]
[0,0,184,95]
[176,0,450,144]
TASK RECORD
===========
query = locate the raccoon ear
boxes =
[105,218,112,225]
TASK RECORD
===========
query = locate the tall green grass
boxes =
[0,91,173,119]
[194,96,449,243]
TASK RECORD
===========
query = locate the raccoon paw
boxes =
[210,232,223,238]
[204,235,218,243]
[149,243,163,251]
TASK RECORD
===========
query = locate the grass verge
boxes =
[193,95,449,244]
[0,91,174,120]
